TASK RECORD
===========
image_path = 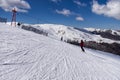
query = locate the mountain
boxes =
[19,24,120,55]
[84,28,120,41]
[1,23,120,80]
[21,24,120,43]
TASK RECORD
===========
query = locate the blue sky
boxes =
[0,0,120,29]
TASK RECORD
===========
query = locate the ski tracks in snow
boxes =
[0,25,120,80]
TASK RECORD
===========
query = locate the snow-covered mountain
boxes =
[1,23,120,80]
[84,27,120,36]
[18,24,120,55]
[21,24,120,44]
[84,27,120,41]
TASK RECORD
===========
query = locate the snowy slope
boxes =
[23,24,120,44]
[1,23,120,80]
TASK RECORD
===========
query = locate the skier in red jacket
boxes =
[80,40,85,52]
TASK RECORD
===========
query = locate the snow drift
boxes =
[0,23,120,80]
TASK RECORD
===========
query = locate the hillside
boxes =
[84,28,120,41]
[23,24,120,44]
[0,23,120,80]
[19,24,120,55]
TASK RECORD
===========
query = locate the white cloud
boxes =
[92,0,120,20]
[56,9,72,16]
[73,0,87,7]
[51,0,61,3]
[56,8,84,21]
[76,16,84,21]
[0,0,30,12]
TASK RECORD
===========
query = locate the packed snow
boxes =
[1,23,120,80]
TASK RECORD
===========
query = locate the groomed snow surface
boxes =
[0,23,120,80]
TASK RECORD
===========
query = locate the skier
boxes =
[17,22,21,26]
[80,40,85,52]
[61,36,63,41]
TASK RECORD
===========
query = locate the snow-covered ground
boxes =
[1,23,120,80]
[23,24,120,44]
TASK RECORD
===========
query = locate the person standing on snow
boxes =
[80,40,85,52]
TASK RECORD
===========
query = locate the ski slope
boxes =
[0,23,120,80]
